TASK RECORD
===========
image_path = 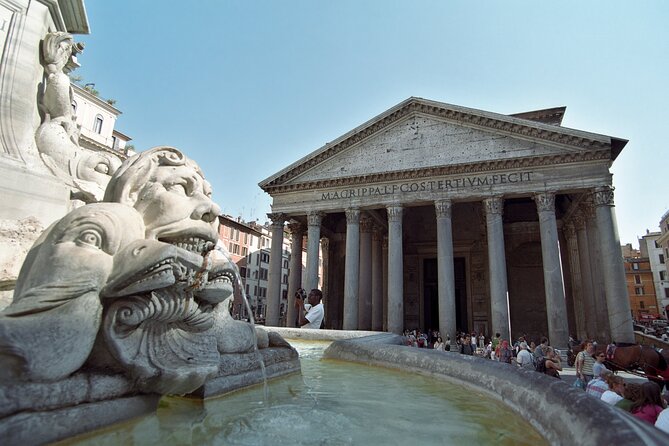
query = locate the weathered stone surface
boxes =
[0,394,160,446]
[189,345,300,399]
[323,334,669,446]
[0,204,145,382]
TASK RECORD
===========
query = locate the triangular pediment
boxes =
[260,98,627,192]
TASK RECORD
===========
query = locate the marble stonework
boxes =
[0,147,299,445]
[260,97,633,345]
[0,2,123,308]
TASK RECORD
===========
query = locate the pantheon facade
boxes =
[259,97,634,346]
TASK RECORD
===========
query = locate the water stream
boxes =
[66,340,547,446]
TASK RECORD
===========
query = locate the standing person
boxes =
[499,340,513,364]
[575,341,596,384]
[592,352,610,378]
[294,289,324,329]
[461,335,473,355]
[516,342,535,370]
[492,333,501,351]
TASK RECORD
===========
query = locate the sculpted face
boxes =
[135,163,220,248]
[105,147,221,254]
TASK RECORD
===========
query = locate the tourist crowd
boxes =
[403,329,669,433]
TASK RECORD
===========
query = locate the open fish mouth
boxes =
[158,235,215,256]
[103,240,204,298]
[196,258,236,304]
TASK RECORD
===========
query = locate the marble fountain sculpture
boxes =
[36,32,121,204]
[0,146,299,445]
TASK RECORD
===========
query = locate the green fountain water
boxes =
[64,340,546,446]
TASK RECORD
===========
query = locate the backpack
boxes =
[535,357,547,373]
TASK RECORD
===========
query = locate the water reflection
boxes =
[67,340,547,446]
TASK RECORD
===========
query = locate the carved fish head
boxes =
[102,239,206,298]
[10,204,145,314]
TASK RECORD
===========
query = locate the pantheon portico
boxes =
[259,97,634,346]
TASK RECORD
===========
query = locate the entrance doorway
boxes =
[423,258,468,332]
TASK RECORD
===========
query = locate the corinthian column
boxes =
[484,197,510,341]
[305,211,323,292]
[564,222,586,341]
[286,221,304,328]
[592,186,635,343]
[387,205,404,334]
[372,227,384,331]
[534,192,569,347]
[573,211,597,339]
[266,213,286,326]
[435,199,456,343]
[358,216,373,330]
[343,208,360,330]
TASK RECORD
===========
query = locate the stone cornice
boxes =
[260,97,623,192]
[263,149,611,194]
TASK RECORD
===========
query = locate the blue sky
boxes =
[76,1,669,246]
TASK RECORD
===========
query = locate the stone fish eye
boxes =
[94,162,110,174]
[76,229,103,249]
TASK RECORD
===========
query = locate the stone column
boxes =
[564,222,587,341]
[343,208,360,330]
[358,216,373,330]
[484,197,510,341]
[435,199,456,343]
[574,211,598,339]
[371,226,384,331]
[387,205,404,334]
[320,237,330,327]
[266,213,286,327]
[286,221,304,328]
[305,211,323,292]
[534,192,569,347]
[382,235,389,331]
[593,186,635,343]
[583,202,611,342]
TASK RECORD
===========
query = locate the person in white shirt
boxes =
[295,289,324,329]
[516,342,535,369]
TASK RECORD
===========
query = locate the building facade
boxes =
[259,98,634,345]
[623,253,658,320]
[654,218,669,318]
[217,216,293,323]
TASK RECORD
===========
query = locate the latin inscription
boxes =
[321,171,533,200]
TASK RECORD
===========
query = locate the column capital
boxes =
[307,211,325,226]
[267,212,287,227]
[387,204,403,222]
[534,192,556,213]
[434,199,452,219]
[345,207,360,224]
[484,196,504,216]
[287,221,304,236]
[360,215,374,233]
[592,186,615,208]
